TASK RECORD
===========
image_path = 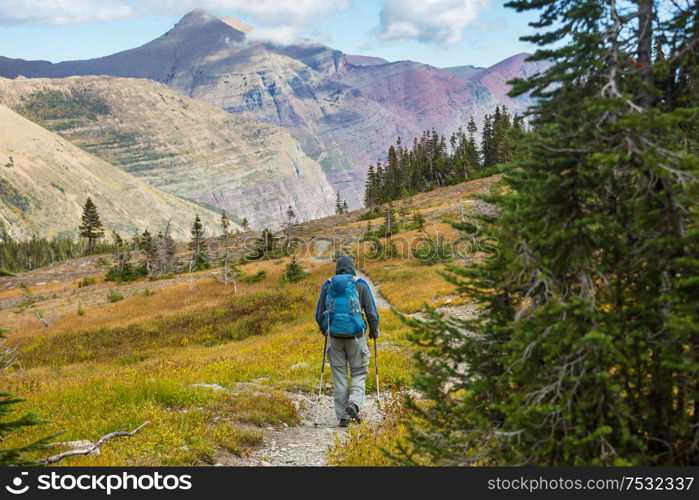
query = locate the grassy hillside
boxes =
[0,175,497,465]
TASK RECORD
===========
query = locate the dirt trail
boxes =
[221,391,382,466]
[355,269,392,311]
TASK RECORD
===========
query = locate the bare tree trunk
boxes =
[637,0,654,107]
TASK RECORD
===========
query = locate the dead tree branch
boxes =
[39,422,148,464]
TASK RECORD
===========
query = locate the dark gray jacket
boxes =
[315,255,379,337]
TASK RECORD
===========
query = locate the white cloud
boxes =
[142,0,350,43]
[0,0,349,39]
[0,0,133,25]
[378,0,491,46]
[171,0,350,26]
[246,25,299,45]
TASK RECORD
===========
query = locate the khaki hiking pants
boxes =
[327,334,371,421]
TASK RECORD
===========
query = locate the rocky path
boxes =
[221,391,382,466]
[355,269,392,310]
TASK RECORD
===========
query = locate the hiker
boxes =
[315,255,379,427]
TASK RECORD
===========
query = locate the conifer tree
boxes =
[412,210,426,233]
[284,206,297,240]
[241,217,249,231]
[220,210,230,236]
[281,255,308,282]
[480,114,495,168]
[399,0,699,466]
[465,117,481,171]
[189,215,207,271]
[140,230,157,275]
[244,229,280,262]
[335,192,344,215]
[364,164,380,208]
[78,197,104,253]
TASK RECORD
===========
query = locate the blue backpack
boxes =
[323,274,366,337]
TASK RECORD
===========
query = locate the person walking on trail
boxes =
[315,255,379,427]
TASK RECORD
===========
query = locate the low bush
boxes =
[77,276,96,287]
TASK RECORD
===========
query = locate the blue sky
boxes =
[0,1,539,68]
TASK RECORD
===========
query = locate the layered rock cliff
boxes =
[0,76,336,229]
[0,103,227,240]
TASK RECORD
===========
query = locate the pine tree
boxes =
[220,210,230,236]
[480,114,495,168]
[412,210,426,233]
[241,217,250,231]
[335,192,344,215]
[78,197,104,253]
[465,117,481,171]
[284,205,297,239]
[281,255,308,282]
[342,200,349,213]
[189,215,207,271]
[140,230,156,276]
[399,0,699,466]
[364,164,379,208]
[492,105,513,164]
[1,328,53,465]
[243,229,280,262]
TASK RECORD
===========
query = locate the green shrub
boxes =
[356,209,382,221]
[411,234,454,265]
[20,288,309,367]
[106,290,124,303]
[149,272,175,281]
[239,270,266,283]
[364,237,399,261]
[77,276,96,287]
[105,264,146,283]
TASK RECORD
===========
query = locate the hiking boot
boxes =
[346,402,361,423]
[338,418,350,428]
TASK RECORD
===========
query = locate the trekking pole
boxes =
[373,337,381,409]
[313,334,328,428]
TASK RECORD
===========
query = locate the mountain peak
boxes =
[175,9,216,28]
